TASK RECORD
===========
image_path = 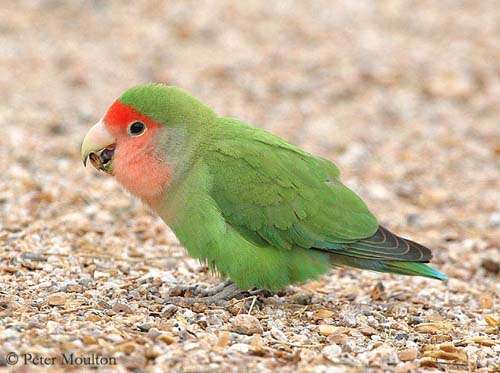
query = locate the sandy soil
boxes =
[0,1,498,371]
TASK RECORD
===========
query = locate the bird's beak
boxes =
[81,120,116,174]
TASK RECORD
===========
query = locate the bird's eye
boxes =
[127,121,146,136]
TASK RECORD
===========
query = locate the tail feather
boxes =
[385,261,448,280]
[343,226,433,262]
[328,253,447,281]
[316,225,447,280]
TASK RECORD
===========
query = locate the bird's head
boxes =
[81,84,215,202]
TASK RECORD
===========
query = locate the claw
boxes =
[164,281,245,306]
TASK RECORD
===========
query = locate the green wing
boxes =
[206,118,379,253]
[203,118,447,281]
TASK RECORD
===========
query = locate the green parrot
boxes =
[81,84,447,303]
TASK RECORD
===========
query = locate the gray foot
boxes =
[169,279,234,297]
[164,281,245,306]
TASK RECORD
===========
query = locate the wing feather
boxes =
[206,119,433,263]
[206,119,379,251]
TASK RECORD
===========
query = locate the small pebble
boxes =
[118,342,136,354]
[322,343,342,362]
[318,324,337,336]
[46,321,62,334]
[47,292,67,306]
[147,327,162,339]
[314,309,334,319]
[158,334,176,345]
[270,327,287,341]
[81,335,97,345]
[138,323,152,332]
[360,326,377,336]
[394,332,408,341]
[0,328,20,340]
[94,271,110,279]
[291,293,313,305]
[145,346,162,359]
[106,333,123,343]
[21,252,46,261]
[112,302,132,314]
[162,304,178,318]
[398,348,418,361]
[227,343,250,354]
[478,294,493,309]
[65,284,84,293]
[217,331,231,348]
[231,314,263,335]
[481,258,500,274]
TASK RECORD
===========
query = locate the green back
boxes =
[205,118,379,251]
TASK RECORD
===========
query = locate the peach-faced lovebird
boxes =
[81,84,447,304]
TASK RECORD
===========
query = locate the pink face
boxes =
[102,101,172,204]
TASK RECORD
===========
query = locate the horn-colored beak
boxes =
[81,120,115,170]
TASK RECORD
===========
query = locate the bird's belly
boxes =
[175,224,331,292]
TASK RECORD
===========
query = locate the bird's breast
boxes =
[113,144,172,204]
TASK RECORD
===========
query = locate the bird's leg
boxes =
[195,279,234,297]
[164,281,245,306]
[248,288,274,297]
[168,279,233,297]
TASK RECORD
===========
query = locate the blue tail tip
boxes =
[432,269,448,281]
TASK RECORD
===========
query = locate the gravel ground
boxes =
[0,1,499,372]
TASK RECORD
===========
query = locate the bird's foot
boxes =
[168,279,233,297]
[164,280,246,306]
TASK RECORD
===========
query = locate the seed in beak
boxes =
[87,145,115,173]
[88,152,103,170]
[100,147,114,164]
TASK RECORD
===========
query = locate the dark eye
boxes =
[127,121,146,136]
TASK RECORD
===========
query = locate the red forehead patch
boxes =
[104,101,161,130]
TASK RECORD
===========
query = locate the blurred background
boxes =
[0,1,498,371]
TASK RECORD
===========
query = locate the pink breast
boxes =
[113,142,172,205]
